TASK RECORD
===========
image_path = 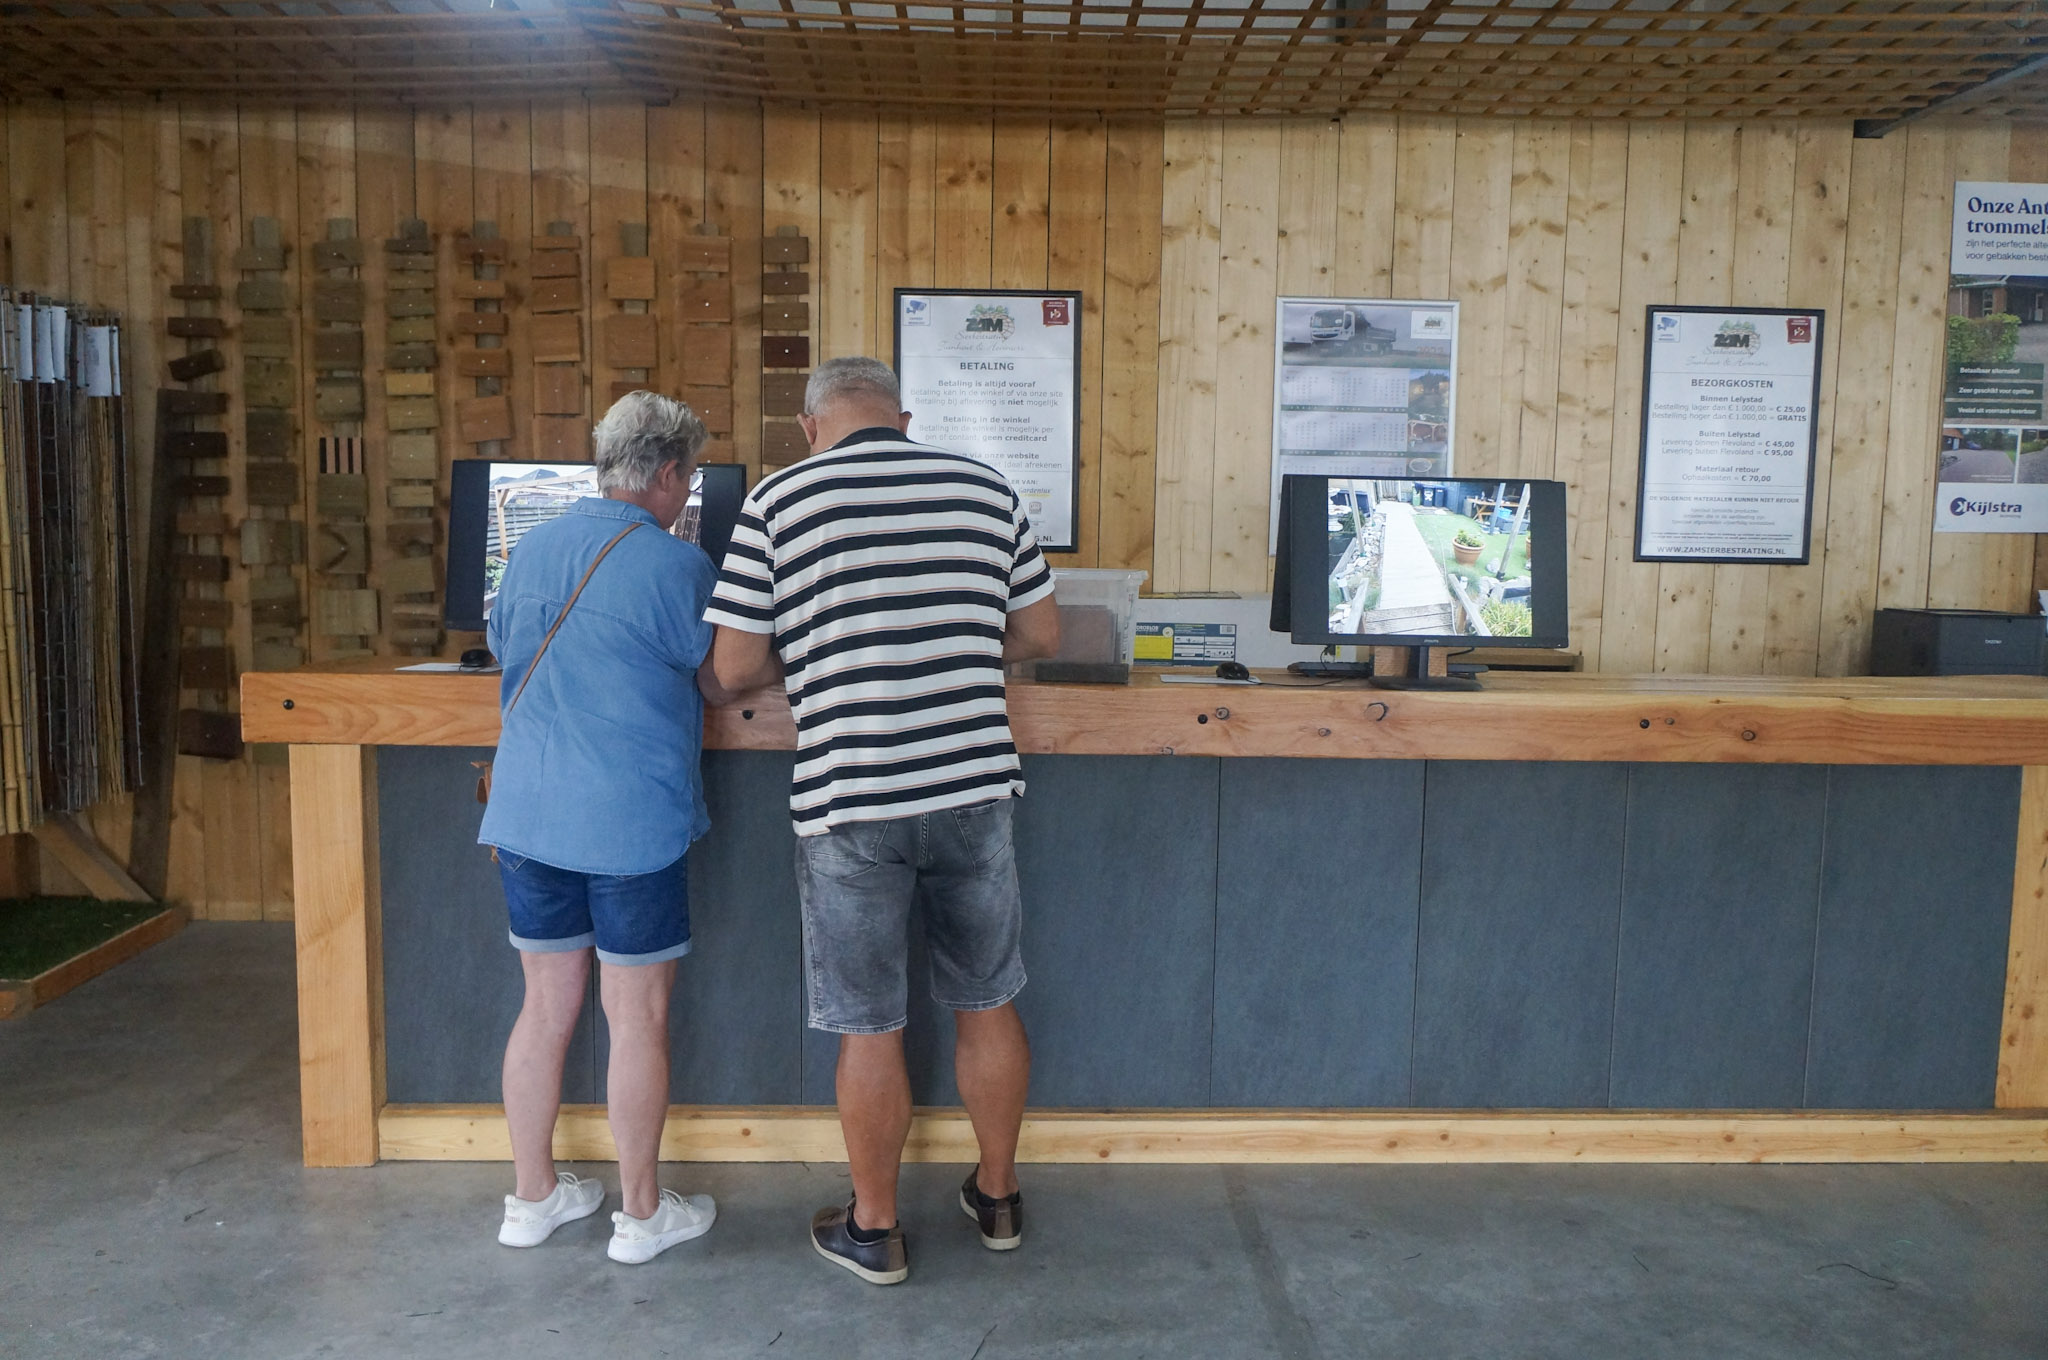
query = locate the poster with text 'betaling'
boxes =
[1939,182,2048,533]
[894,290,1082,553]
[1634,306,1823,564]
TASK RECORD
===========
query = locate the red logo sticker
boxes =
[1787,316,1813,344]
[1042,298,1071,326]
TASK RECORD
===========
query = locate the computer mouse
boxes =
[1216,661,1252,682]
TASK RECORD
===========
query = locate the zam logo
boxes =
[1950,495,2024,516]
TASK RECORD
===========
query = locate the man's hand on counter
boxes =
[699,625,783,706]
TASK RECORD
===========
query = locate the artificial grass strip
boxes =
[0,897,163,980]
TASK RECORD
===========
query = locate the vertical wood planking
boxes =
[1046,117,1109,566]
[1816,134,1908,676]
[648,100,705,402]
[64,102,124,311]
[353,108,415,654]
[1553,121,1629,663]
[588,99,648,422]
[1597,121,1685,674]
[1099,120,1164,576]
[1706,123,1798,675]
[706,103,763,476]
[1275,119,1340,297]
[413,104,470,542]
[1209,121,1282,595]
[1154,120,1223,593]
[1448,119,1514,481]
[991,116,1050,292]
[1499,120,1571,481]
[873,114,915,357]
[1874,122,1952,613]
[1653,123,1737,673]
[819,111,878,360]
[1334,114,1397,299]
[933,117,993,289]
[1392,116,1456,301]
[10,103,69,294]
[1998,765,2048,1109]
[531,99,592,449]
[121,103,180,591]
[472,104,533,448]
[1761,124,1853,676]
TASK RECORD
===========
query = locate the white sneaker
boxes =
[607,1188,717,1264]
[498,1172,605,1247]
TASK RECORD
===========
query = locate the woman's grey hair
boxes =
[804,357,900,416]
[592,391,708,493]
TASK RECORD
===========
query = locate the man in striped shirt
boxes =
[702,356,1059,1284]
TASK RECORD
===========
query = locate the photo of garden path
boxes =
[1327,485,1534,638]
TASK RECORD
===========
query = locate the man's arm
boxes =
[1001,595,1061,663]
[699,624,783,705]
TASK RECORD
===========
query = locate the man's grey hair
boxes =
[804,356,900,416]
[592,390,708,493]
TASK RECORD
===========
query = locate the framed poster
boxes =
[893,288,1083,552]
[1269,297,1459,547]
[1938,182,2048,532]
[1633,305,1824,564]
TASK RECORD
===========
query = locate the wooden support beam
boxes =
[28,814,153,903]
[1999,764,2048,1108]
[288,743,383,1167]
[379,1105,2048,1165]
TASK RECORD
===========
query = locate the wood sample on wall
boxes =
[677,228,733,420]
[760,227,813,472]
[309,219,374,659]
[381,219,442,655]
[529,224,585,443]
[601,223,655,420]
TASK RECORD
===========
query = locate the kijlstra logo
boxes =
[1950,495,2025,516]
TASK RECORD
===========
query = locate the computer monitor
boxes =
[1280,474,1568,689]
[444,460,747,633]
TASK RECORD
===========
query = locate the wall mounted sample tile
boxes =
[604,314,659,369]
[315,474,368,518]
[1213,759,1424,1107]
[762,336,811,368]
[244,463,302,506]
[175,709,243,761]
[454,236,510,263]
[181,598,233,629]
[530,314,581,364]
[452,277,507,301]
[387,318,435,345]
[529,249,580,279]
[454,312,510,336]
[315,588,379,637]
[456,395,513,444]
[535,364,583,416]
[385,397,439,431]
[167,431,229,460]
[309,239,364,269]
[167,316,226,339]
[312,330,363,368]
[609,380,651,403]
[680,386,733,433]
[240,315,294,358]
[605,256,656,301]
[386,342,437,369]
[680,326,730,383]
[379,746,598,1104]
[535,416,589,459]
[1413,760,1628,1108]
[249,593,304,629]
[762,300,810,330]
[250,640,305,671]
[387,484,436,510]
[675,237,731,272]
[176,475,232,498]
[246,408,293,456]
[175,555,231,583]
[529,278,582,313]
[180,646,234,688]
[167,349,224,382]
[1610,764,1825,1110]
[313,381,364,421]
[385,288,436,318]
[312,280,364,322]
[164,391,229,417]
[762,234,811,264]
[239,519,304,567]
[456,350,509,378]
[677,279,731,323]
[383,371,435,398]
[762,421,809,462]
[315,522,368,575]
[385,521,438,550]
[761,372,807,417]
[175,511,232,537]
[1807,765,2019,1109]
[243,360,296,408]
[761,270,808,296]
[235,278,289,310]
[386,434,439,481]
[382,554,437,595]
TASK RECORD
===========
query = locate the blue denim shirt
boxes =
[478,497,717,875]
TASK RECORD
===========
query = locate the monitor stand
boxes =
[1368,645,1483,692]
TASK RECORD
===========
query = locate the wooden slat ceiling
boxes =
[2,0,2045,121]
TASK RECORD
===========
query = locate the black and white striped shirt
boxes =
[703,429,1055,835]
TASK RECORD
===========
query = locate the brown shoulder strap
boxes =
[503,520,644,717]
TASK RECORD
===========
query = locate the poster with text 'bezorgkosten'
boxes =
[1939,182,2048,533]
[894,290,1082,553]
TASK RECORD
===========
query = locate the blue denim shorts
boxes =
[793,798,1026,1035]
[497,850,692,967]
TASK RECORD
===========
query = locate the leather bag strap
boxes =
[503,520,643,718]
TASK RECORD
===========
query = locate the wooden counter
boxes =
[242,663,2048,766]
[241,664,2048,1171]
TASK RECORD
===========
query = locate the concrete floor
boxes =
[6,925,2048,1360]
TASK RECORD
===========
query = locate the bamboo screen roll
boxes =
[0,292,140,835]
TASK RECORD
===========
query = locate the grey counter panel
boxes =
[1412,762,1629,1107]
[1806,765,2019,1110]
[378,751,2022,1112]
[1213,758,1424,1106]
[1610,764,1826,1108]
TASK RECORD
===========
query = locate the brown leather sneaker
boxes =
[810,1202,909,1285]
[959,1169,1023,1251]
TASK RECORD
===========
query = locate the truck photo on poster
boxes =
[894,288,1083,552]
[1633,305,1823,564]
[1268,297,1459,547]
[1939,181,2048,533]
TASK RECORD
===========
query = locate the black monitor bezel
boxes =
[1284,474,1569,650]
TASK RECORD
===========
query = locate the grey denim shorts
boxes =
[793,797,1027,1035]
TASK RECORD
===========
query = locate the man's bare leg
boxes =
[837,1030,912,1230]
[600,958,677,1219]
[503,948,591,1201]
[954,1002,1029,1197]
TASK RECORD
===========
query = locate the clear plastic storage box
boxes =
[1041,568,1149,680]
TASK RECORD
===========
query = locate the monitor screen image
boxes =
[444,460,748,633]
[1284,475,1568,649]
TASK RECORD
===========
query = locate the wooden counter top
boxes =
[240,663,2048,765]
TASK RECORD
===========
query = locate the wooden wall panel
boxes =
[11,100,2040,917]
